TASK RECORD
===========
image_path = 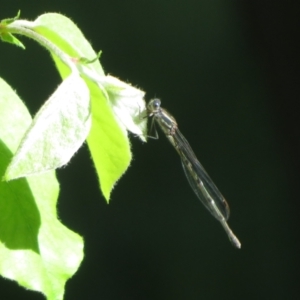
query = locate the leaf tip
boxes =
[3,168,18,182]
[103,190,111,204]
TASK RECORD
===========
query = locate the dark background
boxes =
[1,1,299,299]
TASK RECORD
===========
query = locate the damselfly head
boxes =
[148,98,161,112]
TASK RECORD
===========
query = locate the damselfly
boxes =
[147,98,241,248]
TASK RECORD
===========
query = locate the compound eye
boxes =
[147,98,162,113]
[152,98,161,109]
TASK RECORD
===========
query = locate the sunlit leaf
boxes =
[5,73,91,180]
[0,77,83,300]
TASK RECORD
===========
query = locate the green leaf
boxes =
[0,77,83,299]
[86,80,132,200]
[98,75,147,141]
[1,11,146,200]
[78,50,102,64]
[0,32,25,49]
[0,11,24,48]
[32,13,104,77]
[0,10,21,25]
[31,13,140,201]
[5,73,91,180]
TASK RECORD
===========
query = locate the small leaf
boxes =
[0,10,21,25]
[99,75,147,140]
[78,50,102,64]
[0,77,83,300]
[0,32,25,49]
[5,73,90,180]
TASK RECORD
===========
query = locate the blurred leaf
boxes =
[0,77,83,300]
